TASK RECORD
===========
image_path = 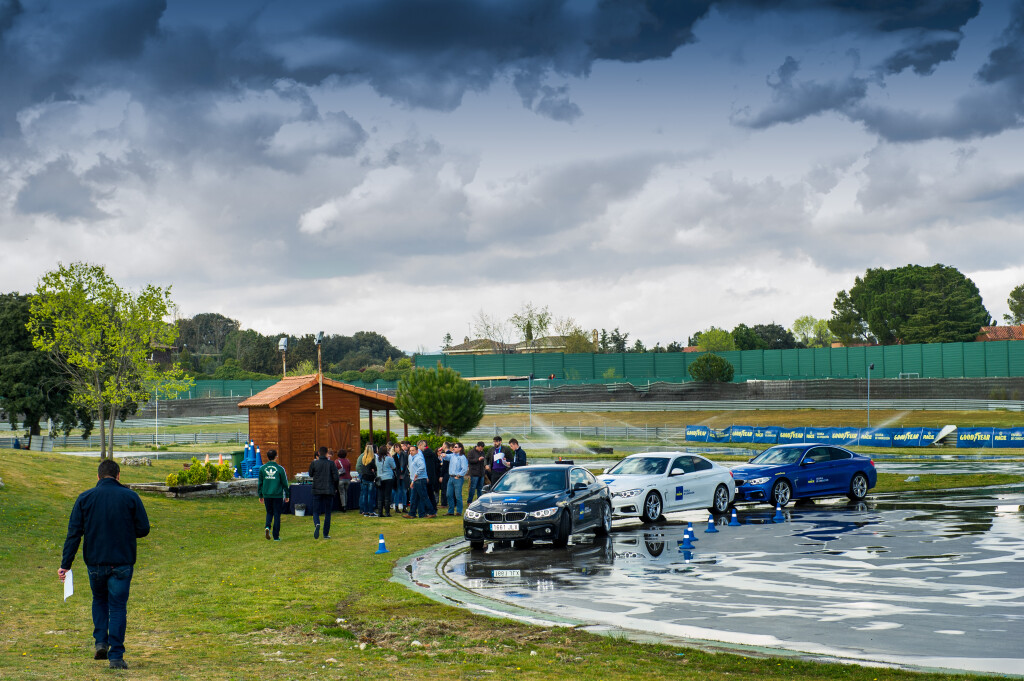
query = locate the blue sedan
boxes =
[731,443,877,507]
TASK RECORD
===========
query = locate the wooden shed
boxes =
[238,375,398,477]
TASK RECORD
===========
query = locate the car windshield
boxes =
[749,447,804,465]
[606,457,669,475]
[491,469,567,493]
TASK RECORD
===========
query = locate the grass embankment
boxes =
[0,450,1007,681]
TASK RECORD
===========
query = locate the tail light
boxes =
[869,459,875,467]
[729,470,734,478]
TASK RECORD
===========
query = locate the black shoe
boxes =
[94,644,108,660]
[313,524,320,539]
[265,527,270,540]
[109,659,128,670]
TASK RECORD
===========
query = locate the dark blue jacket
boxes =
[61,478,150,569]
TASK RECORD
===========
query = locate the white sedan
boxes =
[601,452,735,523]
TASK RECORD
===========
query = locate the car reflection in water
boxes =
[457,535,615,592]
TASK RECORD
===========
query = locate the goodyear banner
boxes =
[829,428,861,446]
[958,428,994,448]
[993,427,1024,448]
[777,427,805,444]
[753,426,780,444]
[684,425,710,443]
[728,426,755,444]
[892,429,921,447]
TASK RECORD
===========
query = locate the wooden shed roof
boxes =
[237,374,396,410]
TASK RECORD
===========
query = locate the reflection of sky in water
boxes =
[448,492,1024,675]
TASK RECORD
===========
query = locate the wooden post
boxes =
[368,409,373,446]
[385,409,391,441]
[404,421,409,438]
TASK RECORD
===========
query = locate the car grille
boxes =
[734,480,745,487]
[484,512,526,522]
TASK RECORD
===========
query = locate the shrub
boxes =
[360,429,401,451]
[203,462,219,483]
[688,353,735,383]
[360,369,382,383]
[340,370,362,382]
[184,458,208,485]
[602,367,619,379]
[165,472,179,486]
[217,462,234,482]
[166,470,188,487]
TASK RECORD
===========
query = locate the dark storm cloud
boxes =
[880,35,960,75]
[15,156,110,220]
[738,57,868,129]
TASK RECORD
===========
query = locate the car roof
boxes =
[504,465,572,471]
[622,452,705,458]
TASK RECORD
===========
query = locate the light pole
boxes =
[315,331,324,409]
[278,337,288,376]
[867,362,874,427]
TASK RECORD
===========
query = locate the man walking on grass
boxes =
[258,449,290,541]
[58,459,150,670]
[309,446,339,539]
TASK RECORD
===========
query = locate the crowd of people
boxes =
[256,436,528,538]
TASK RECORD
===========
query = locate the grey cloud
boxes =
[880,35,961,75]
[16,156,110,220]
[82,150,156,185]
[737,57,868,129]
[513,71,582,123]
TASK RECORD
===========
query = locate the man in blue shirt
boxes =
[59,459,150,670]
[403,443,429,518]
[445,443,469,515]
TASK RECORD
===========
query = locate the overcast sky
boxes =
[1,0,1023,352]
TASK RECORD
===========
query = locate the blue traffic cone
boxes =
[728,508,741,526]
[681,550,693,561]
[679,534,695,550]
[773,505,785,523]
[375,533,390,554]
[704,513,719,533]
[685,522,698,541]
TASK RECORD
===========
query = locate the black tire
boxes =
[708,484,730,515]
[469,540,485,550]
[771,479,792,508]
[552,511,571,548]
[848,473,869,501]
[594,503,612,536]
[641,491,663,524]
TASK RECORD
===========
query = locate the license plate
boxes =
[490,523,520,532]
[492,569,521,578]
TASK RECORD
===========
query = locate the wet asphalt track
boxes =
[435,488,1024,676]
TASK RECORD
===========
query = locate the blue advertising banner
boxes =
[807,427,831,443]
[828,428,862,446]
[860,428,897,447]
[753,426,780,444]
[992,427,1024,448]
[957,428,994,448]
[708,429,730,443]
[892,429,921,447]
[777,427,805,444]
[919,428,941,446]
[729,426,755,444]
[684,426,709,443]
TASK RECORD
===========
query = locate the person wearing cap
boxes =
[445,443,469,515]
[466,441,487,504]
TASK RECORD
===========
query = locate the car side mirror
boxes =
[801,459,815,466]
[748,457,756,463]
[573,482,588,492]
[670,468,685,477]
[483,485,491,493]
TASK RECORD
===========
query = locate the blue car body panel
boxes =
[731,443,877,506]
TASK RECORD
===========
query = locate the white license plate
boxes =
[492,569,521,578]
[490,523,520,532]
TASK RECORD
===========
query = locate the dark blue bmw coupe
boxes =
[731,443,877,507]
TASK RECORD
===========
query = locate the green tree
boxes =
[0,293,90,436]
[28,262,179,459]
[510,302,552,348]
[692,327,736,352]
[791,315,835,348]
[394,366,485,437]
[837,264,990,344]
[630,339,646,353]
[1005,284,1024,325]
[751,323,798,349]
[731,324,768,351]
[563,329,596,353]
[828,290,871,346]
[688,353,734,382]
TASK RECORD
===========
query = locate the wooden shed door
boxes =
[327,421,353,452]
[290,412,317,463]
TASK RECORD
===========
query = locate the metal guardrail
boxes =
[44,432,249,448]
[483,399,1024,413]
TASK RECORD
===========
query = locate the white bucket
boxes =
[294,504,306,516]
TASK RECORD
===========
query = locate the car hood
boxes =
[470,490,563,510]
[599,474,661,490]
[731,464,790,479]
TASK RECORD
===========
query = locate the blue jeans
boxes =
[392,480,408,507]
[466,476,484,504]
[263,497,283,539]
[446,476,465,514]
[359,481,376,514]
[409,479,429,518]
[87,565,133,661]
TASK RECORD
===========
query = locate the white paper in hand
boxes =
[63,570,74,601]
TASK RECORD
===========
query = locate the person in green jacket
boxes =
[258,449,290,541]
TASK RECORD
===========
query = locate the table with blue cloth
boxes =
[284,481,360,515]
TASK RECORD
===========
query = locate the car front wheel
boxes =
[469,540,485,550]
[848,473,869,501]
[552,511,572,548]
[771,479,792,508]
[641,491,662,523]
[708,484,731,514]
[594,503,612,536]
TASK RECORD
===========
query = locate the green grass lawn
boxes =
[0,448,1010,680]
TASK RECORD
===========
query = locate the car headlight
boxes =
[612,488,643,499]
[464,509,483,520]
[745,477,771,486]
[529,507,559,519]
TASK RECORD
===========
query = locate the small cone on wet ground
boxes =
[680,534,695,550]
[773,505,785,523]
[685,522,698,541]
[375,534,390,554]
[705,513,719,533]
[729,509,741,526]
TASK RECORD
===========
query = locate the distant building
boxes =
[442,337,516,355]
[514,335,567,353]
[977,325,1024,342]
